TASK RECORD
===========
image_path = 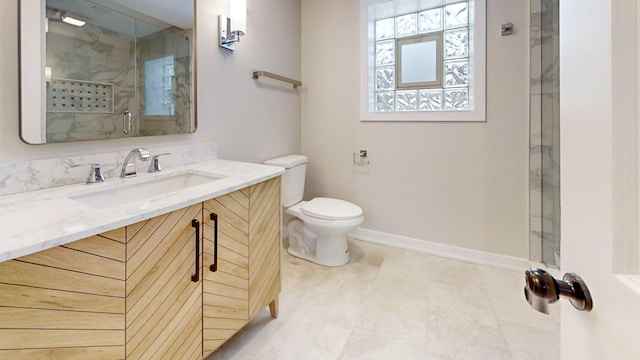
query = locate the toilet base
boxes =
[287,245,350,267]
[286,219,351,267]
[286,214,362,266]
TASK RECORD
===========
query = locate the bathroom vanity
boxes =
[0,160,283,359]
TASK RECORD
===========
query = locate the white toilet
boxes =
[265,155,364,266]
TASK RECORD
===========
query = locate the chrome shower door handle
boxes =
[524,268,593,314]
[123,111,132,134]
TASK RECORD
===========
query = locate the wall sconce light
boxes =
[219,0,246,51]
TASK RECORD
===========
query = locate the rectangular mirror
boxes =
[19,0,196,144]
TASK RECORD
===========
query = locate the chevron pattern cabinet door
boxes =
[202,188,251,354]
[202,177,282,356]
[125,204,203,360]
[248,177,281,319]
[0,229,126,360]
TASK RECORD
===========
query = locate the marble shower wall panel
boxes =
[530,0,543,262]
[45,21,136,142]
[529,0,560,266]
[540,0,560,97]
[542,184,560,263]
[542,94,561,265]
[530,0,542,96]
[541,0,560,267]
[529,92,543,262]
[531,0,560,96]
[136,28,192,136]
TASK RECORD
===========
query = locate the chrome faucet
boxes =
[120,148,150,178]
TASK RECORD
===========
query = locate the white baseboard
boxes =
[349,227,531,271]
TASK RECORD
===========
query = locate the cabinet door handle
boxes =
[210,213,218,272]
[191,219,200,282]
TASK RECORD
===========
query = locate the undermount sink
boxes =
[70,172,225,208]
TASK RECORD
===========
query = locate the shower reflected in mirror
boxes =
[19,0,196,144]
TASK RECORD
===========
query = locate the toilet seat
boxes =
[301,198,363,220]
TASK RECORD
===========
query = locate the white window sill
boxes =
[360,107,485,122]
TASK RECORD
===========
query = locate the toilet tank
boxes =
[264,155,308,207]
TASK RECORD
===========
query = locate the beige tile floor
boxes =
[208,239,560,360]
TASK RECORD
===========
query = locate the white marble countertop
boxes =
[0,159,284,262]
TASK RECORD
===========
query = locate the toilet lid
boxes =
[301,198,363,220]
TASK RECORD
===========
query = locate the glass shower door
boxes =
[540,0,560,267]
[43,0,192,142]
[530,0,560,268]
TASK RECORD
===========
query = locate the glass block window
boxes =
[370,0,472,113]
[144,55,175,116]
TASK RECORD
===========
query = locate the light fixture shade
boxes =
[61,13,86,27]
[230,0,246,35]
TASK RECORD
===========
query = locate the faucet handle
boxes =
[72,163,105,184]
[149,153,170,172]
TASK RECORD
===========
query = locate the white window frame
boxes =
[359,0,486,122]
[396,33,443,89]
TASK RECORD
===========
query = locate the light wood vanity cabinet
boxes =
[202,177,281,354]
[0,177,280,360]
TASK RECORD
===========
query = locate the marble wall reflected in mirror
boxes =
[19,0,196,144]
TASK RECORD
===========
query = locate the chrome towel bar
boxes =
[252,70,302,89]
